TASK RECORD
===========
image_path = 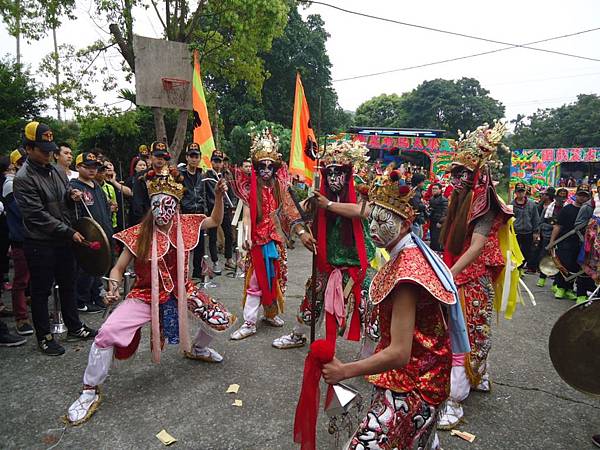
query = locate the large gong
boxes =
[73,217,112,276]
[548,299,600,396]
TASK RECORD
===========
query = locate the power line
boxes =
[303,1,600,63]
[332,28,600,82]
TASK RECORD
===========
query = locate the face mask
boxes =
[325,166,347,193]
[450,168,474,192]
[257,160,274,181]
[151,194,177,226]
[369,205,404,248]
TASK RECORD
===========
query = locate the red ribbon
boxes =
[293,339,335,450]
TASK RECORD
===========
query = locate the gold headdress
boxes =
[369,171,416,221]
[321,140,369,171]
[447,120,508,172]
[146,167,185,201]
[250,129,282,163]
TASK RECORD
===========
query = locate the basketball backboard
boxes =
[134,35,193,110]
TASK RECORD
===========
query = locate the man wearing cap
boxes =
[511,182,540,272]
[129,141,170,225]
[2,149,33,336]
[536,187,567,288]
[550,184,593,301]
[204,149,234,274]
[71,152,114,314]
[179,143,206,278]
[14,121,97,356]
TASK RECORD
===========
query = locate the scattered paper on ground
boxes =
[232,399,243,407]
[226,384,240,394]
[156,429,177,446]
[451,429,476,443]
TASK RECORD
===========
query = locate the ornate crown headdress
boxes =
[250,129,282,163]
[369,171,416,221]
[321,140,369,171]
[447,120,508,172]
[145,167,185,201]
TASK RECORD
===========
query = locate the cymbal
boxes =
[73,217,112,276]
[549,299,600,396]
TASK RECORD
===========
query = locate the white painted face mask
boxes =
[369,205,404,248]
[151,193,177,226]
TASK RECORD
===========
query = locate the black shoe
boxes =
[0,306,14,318]
[592,434,600,448]
[0,330,27,347]
[81,303,103,314]
[38,334,65,355]
[92,301,107,311]
[67,324,97,342]
[16,321,34,336]
[77,304,88,312]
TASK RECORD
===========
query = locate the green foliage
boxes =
[511,94,600,149]
[75,106,190,165]
[354,94,407,127]
[216,5,350,136]
[353,78,505,137]
[0,0,75,42]
[0,56,44,152]
[225,120,291,164]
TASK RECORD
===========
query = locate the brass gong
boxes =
[73,217,112,276]
[548,299,600,396]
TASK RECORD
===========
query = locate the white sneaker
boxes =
[437,399,463,430]
[272,332,306,349]
[230,322,256,340]
[263,315,285,327]
[67,389,100,425]
[185,346,223,363]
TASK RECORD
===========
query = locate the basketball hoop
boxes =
[161,77,190,109]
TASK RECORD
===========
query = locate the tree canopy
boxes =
[0,57,44,149]
[511,94,600,149]
[353,78,505,137]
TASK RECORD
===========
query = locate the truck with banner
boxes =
[510,147,600,194]
[337,126,456,181]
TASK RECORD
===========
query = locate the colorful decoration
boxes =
[510,147,600,190]
[192,50,216,169]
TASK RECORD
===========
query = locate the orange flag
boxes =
[192,50,215,169]
[289,73,318,186]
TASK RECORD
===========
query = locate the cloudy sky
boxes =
[2,0,600,124]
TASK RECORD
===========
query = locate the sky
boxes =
[2,0,600,125]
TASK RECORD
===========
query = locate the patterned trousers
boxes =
[346,387,438,450]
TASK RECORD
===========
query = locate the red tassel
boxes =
[293,339,335,450]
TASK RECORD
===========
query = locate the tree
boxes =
[401,78,505,137]
[100,0,289,161]
[0,0,76,116]
[512,94,600,149]
[215,5,351,137]
[0,57,44,151]
[354,94,407,127]
[225,120,291,164]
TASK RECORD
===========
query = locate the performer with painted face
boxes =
[272,140,379,350]
[229,130,313,340]
[66,167,236,425]
[437,122,514,430]
[320,171,469,450]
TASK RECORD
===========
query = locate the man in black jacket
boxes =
[204,150,234,275]
[428,183,448,252]
[129,142,170,225]
[179,143,206,278]
[13,121,96,356]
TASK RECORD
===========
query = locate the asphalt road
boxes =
[1,246,599,450]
